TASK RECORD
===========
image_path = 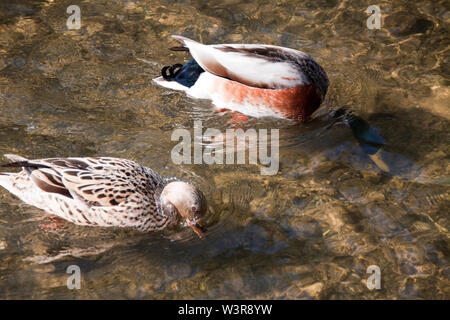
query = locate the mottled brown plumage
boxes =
[0,154,207,237]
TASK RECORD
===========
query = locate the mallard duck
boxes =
[153,35,329,122]
[0,154,207,238]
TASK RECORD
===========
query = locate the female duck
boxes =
[153,35,329,122]
[0,154,207,238]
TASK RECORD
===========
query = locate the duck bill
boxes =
[187,219,206,238]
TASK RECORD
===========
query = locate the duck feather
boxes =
[171,35,327,92]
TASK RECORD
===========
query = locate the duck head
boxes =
[160,181,207,238]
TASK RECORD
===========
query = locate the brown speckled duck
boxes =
[0,154,207,238]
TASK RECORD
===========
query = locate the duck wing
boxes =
[171,35,327,91]
[1,157,160,207]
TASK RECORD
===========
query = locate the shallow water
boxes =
[0,0,448,299]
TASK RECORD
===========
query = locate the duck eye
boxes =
[191,205,197,212]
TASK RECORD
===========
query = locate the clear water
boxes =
[0,0,448,299]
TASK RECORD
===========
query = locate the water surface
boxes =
[0,0,448,299]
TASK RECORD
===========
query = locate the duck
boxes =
[0,154,207,238]
[153,35,329,122]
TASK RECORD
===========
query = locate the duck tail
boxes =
[0,154,29,176]
[154,58,205,90]
[0,155,23,187]
[170,35,197,47]
[161,63,184,81]
[4,154,28,162]
[0,154,50,174]
[169,46,189,52]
